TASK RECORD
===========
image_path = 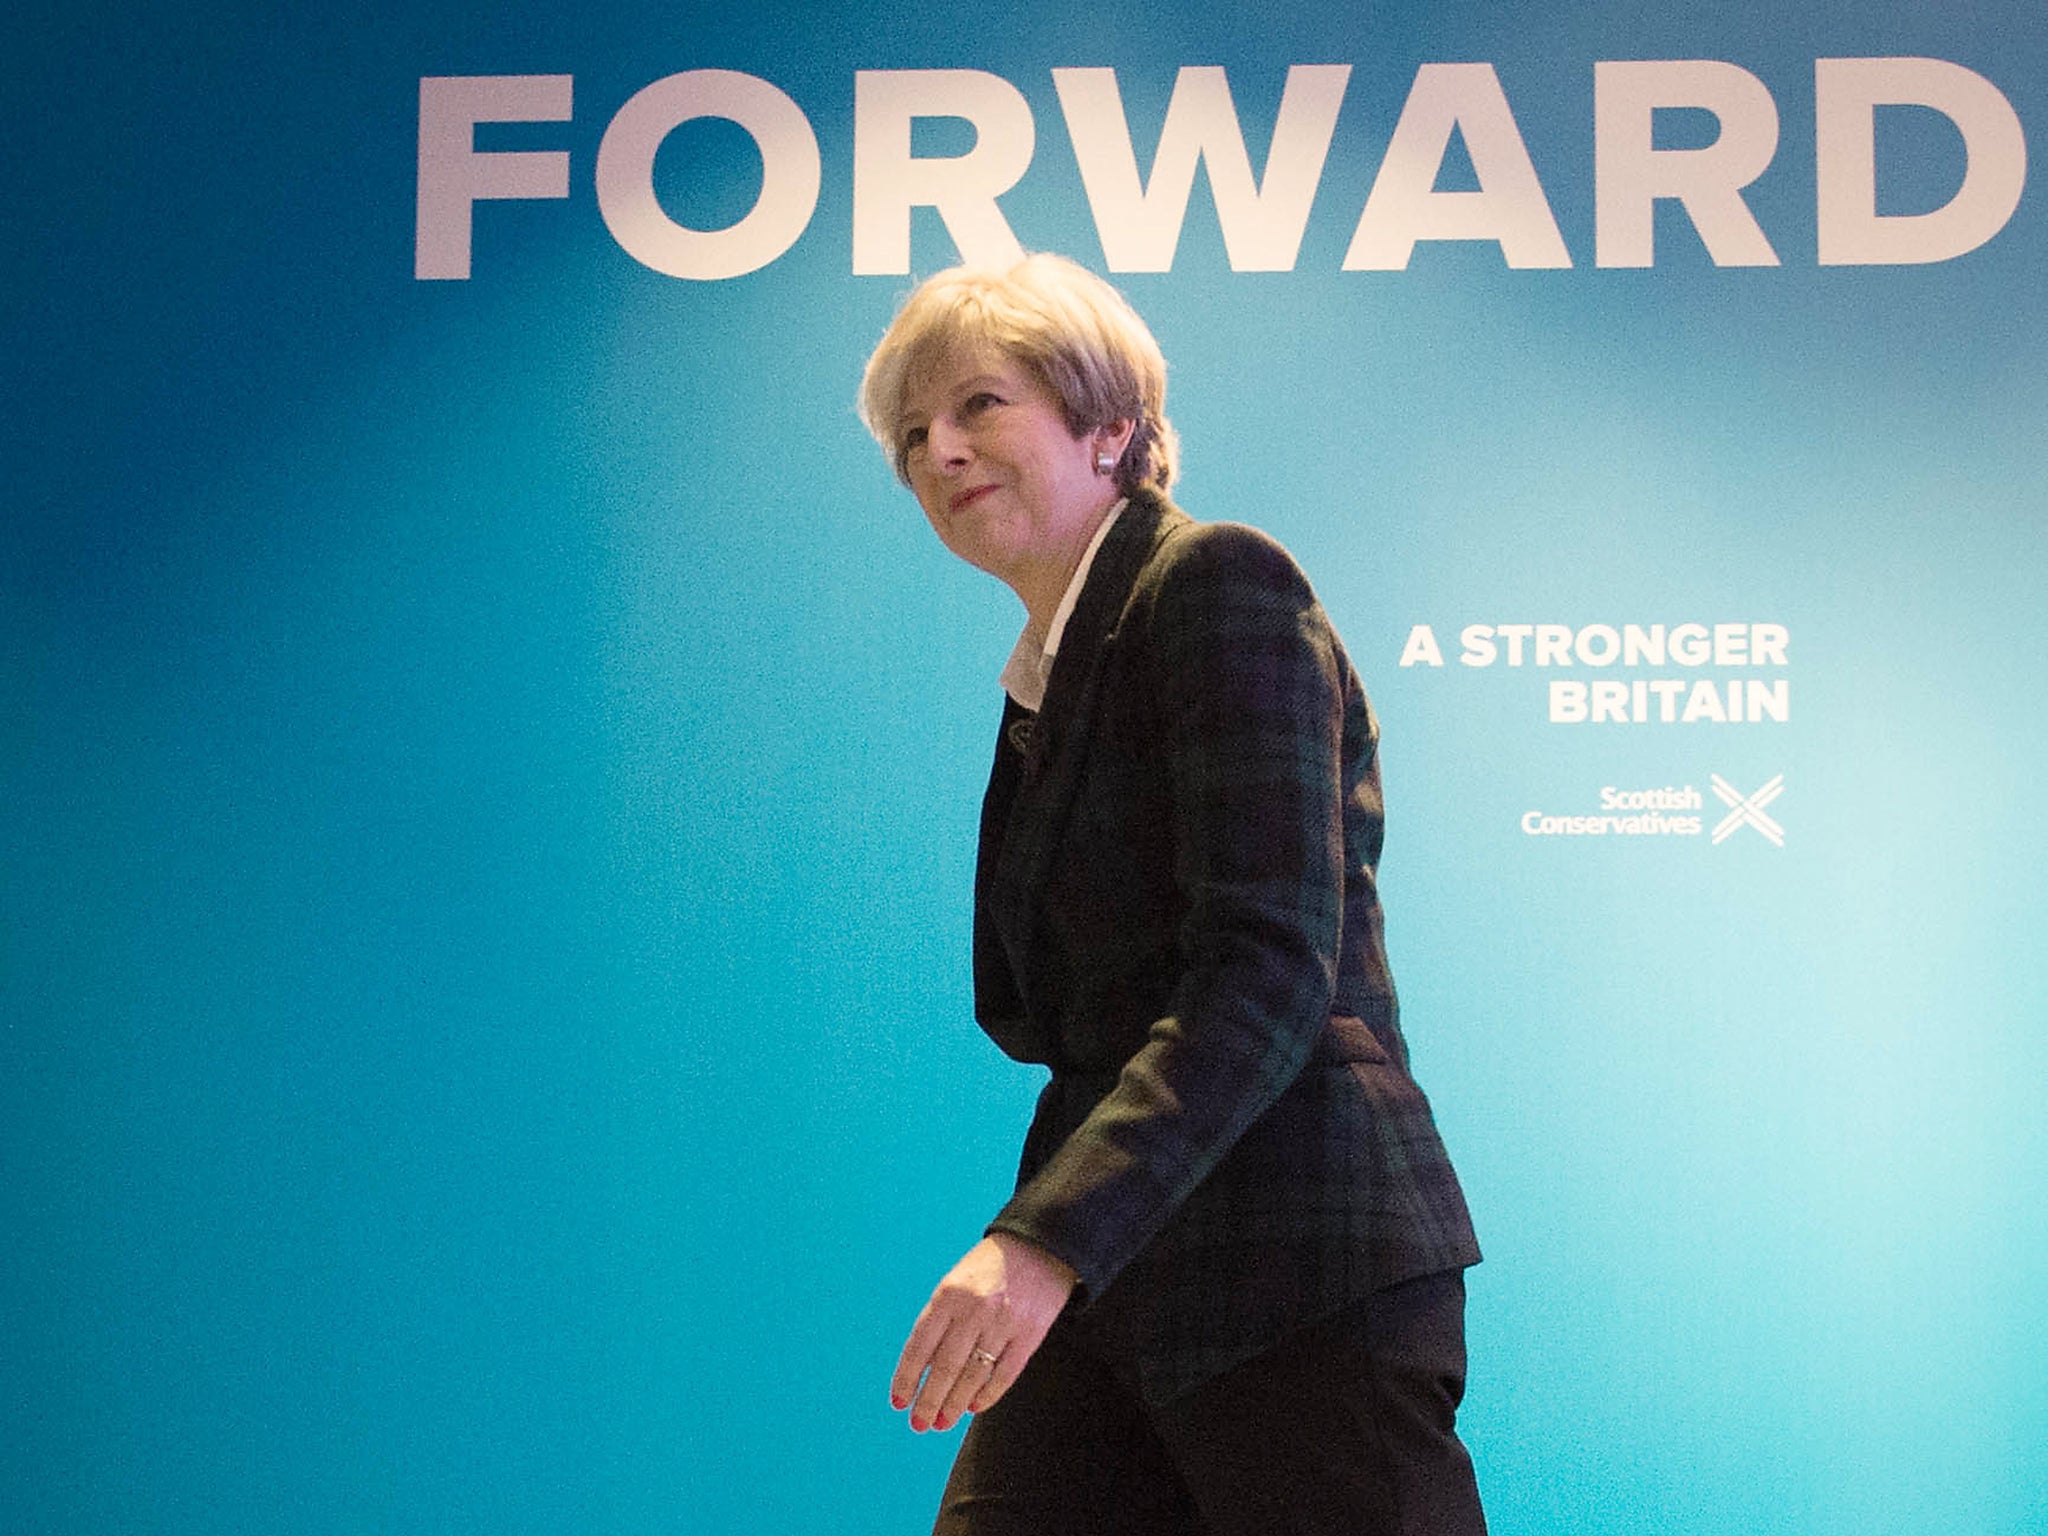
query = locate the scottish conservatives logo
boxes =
[1521,776,1784,844]
[1709,774,1783,845]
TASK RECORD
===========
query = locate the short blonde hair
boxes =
[858,253,1178,495]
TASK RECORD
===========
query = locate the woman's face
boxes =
[895,347,1122,589]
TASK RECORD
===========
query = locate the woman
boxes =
[859,254,1485,1535]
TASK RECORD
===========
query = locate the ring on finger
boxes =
[970,1346,1000,1368]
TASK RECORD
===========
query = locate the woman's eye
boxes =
[902,425,928,454]
[962,391,1002,415]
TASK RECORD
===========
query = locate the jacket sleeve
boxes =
[985,522,1351,1296]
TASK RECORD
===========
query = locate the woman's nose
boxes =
[926,416,970,467]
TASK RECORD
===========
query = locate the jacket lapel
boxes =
[991,493,1183,936]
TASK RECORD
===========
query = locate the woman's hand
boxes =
[891,1232,1077,1432]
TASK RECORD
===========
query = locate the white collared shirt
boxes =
[998,499,1127,711]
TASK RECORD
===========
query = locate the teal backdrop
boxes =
[6,2,2045,1532]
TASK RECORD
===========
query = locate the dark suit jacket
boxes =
[973,488,1479,1404]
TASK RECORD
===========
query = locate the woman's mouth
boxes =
[949,484,997,515]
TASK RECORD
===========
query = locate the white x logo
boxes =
[1710,774,1784,845]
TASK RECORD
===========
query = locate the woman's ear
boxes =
[1095,418,1137,474]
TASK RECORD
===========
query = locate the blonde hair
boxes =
[858,253,1178,495]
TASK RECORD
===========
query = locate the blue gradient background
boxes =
[6,2,2044,1531]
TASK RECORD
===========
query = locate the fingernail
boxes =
[891,1395,906,1410]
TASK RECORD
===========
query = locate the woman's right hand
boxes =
[890,1232,1077,1433]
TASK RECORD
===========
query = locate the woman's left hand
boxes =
[891,1232,1077,1432]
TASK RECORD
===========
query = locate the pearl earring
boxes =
[1095,451,1117,475]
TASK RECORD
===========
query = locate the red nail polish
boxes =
[891,1394,906,1410]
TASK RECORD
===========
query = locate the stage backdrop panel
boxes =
[5,2,2045,1532]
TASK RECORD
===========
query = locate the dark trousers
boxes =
[932,1270,1485,1536]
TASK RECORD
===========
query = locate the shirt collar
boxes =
[998,499,1126,711]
